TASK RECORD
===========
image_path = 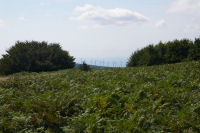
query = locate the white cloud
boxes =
[168,0,200,34]
[73,4,149,27]
[155,19,166,28]
[75,4,97,12]
[168,0,200,13]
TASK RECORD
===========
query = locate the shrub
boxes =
[0,41,75,75]
[127,38,199,67]
[79,62,91,72]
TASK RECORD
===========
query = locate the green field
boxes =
[0,61,200,133]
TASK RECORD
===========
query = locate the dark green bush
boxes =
[127,38,200,67]
[0,41,75,75]
[79,62,91,72]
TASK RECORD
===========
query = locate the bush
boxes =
[0,41,75,75]
[127,38,199,67]
[79,62,91,72]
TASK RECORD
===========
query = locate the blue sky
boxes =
[0,0,200,66]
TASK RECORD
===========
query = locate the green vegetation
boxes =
[79,62,91,72]
[0,41,75,75]
[127,38,200,67]
[0,61,200,132]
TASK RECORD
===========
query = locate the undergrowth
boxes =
[0,61,200,132]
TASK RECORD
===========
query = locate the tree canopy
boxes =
[127,38,200,67]
[0,41,75,75]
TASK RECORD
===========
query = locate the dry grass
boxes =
[0,72,59,82]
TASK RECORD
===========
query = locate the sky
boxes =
[0,0,200,66]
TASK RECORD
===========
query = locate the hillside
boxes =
[0,61,200,132]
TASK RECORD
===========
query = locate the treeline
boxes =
[0,41,75,75]
[127,38,200,67]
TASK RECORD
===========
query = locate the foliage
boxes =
[127,38,200,67]
[79,62,91,72]
[0,61,200,132]
[0,41,75,75]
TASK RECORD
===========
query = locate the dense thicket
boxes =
[1,61,200,132]
[127,38,200,67]
[0,41,75,75]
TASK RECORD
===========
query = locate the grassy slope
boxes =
[0,61,200,132]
